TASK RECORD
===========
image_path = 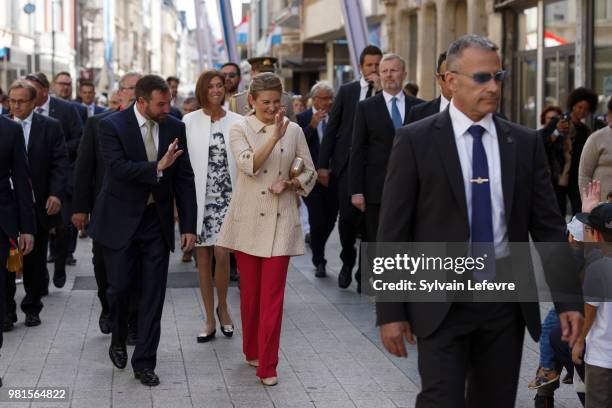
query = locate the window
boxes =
[544,0,576,48]
[518,7,538,51]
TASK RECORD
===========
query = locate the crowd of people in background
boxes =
[0,32,611,407]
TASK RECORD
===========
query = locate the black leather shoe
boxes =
[126,325,138,346]
[65,255,77,266]
[109,343,127,369]
[53,269,66,288]
[338,265,352,289]
[315,264,326,278]
[197,329,216,343]
[24,313,41,327]
[99,312,111,334]
[134,368,160,386]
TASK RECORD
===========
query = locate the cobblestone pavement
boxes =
[0,228,581,407]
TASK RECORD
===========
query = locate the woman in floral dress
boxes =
[183,70,242,342]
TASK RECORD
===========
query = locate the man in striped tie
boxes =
[376,35,584,407]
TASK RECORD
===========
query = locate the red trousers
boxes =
[234,251,290,378]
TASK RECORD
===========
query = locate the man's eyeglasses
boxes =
[450,70,507,84]
[223,73,239,79]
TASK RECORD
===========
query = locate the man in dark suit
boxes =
[4,80,69,329]
[78,80,106,118]
[297,81,338,278]
[406,52,452,124]
[350,54,422,248]
[88,75,197,386]
[0,115,35,387]
[376,35,583,407]
[317,45,383,290]
[26,72,83,281]
[72,72,142,336]
[52,71,89,123]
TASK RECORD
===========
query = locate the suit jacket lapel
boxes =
[494,116,516,224]
[375,93,395,135]
[123,108,149,162]
[157,120,170,161]
[28,114,41,152]
[433,110,469,223]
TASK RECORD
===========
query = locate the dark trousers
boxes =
[6,230,48,316]
[50,193,77,264]
[103,205,169,371]
[303,183,338,267]
[415,303,524,408]
[92,240,109,313]
[0,231,9,349]
[335,172,364,275]
[549,325,585,406]
[554,184,581,216]
[365,203,380,242]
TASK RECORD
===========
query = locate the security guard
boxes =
[229,56,296,121]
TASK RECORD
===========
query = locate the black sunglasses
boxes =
[450,70,507,84]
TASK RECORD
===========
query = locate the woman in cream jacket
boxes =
[217,73,316,386]
[183,70,242,343]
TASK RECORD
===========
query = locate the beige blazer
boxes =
[183,109,243,234]
[217,115,316,258]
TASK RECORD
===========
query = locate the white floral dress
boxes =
[196,121,233,247]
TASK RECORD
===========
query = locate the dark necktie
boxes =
[468,124,495,281]
[365,83,374,99]
[391,97,402,129]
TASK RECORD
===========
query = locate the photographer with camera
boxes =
[558,87,599,216]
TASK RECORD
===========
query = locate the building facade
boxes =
[496,0,612,128]
[1,0,78,91]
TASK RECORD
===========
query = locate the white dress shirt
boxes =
[449,100,508,258]
[311,106,328,143]
[439,94,450,112]
[14,111,34,148]
[85,103,96,117]
[37,95,51,117]
[382,90,405,124]
[359,77,372,101]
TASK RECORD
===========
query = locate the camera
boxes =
[560,112,571,121]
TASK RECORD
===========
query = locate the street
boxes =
[0,227,581,408]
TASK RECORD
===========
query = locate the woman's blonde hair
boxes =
[248,72,283,100]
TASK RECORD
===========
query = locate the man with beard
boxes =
[88,75,197,386]
[72,72,142,337]
[52,72,88,124]
[220,62,241,109]
[349,54,422,244]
